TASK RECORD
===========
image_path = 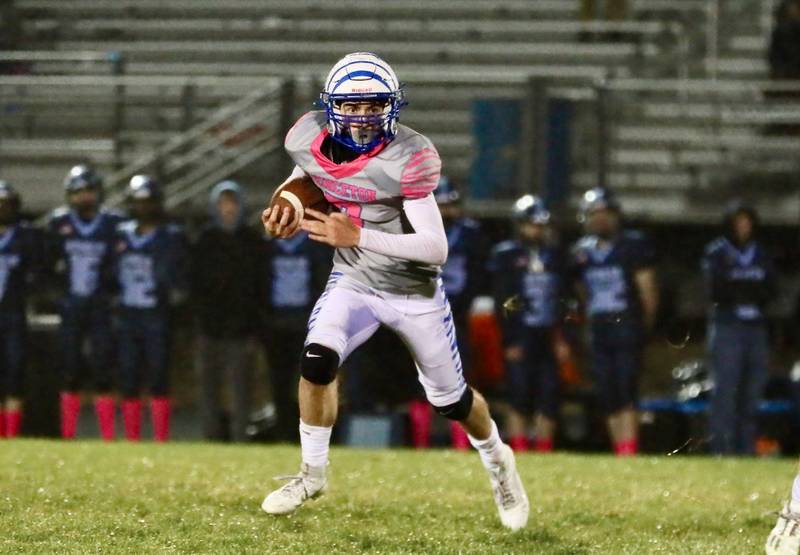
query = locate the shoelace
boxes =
[778,507,800,536]
[490,467,517,509]
[272,474,308,498]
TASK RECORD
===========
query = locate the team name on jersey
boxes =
[311,175,377,202]
[729,266,766,281]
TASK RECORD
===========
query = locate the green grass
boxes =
[0,441,795,554]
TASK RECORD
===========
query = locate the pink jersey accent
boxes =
[323,193,365,227]
[310,128,387,179]
[400,148,441,199]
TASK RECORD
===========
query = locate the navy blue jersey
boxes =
[0,223,42,313]
[488,239,565,341]
[263,232,332,327]
[571,230,656,321]
[114,221,188,310]
[701,237,776,322]
[47,207,125,299]
[441,218,487,316]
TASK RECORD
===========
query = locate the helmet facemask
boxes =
[322,91,404,153]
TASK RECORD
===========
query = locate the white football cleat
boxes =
[766,501,800,555]
[261,463,327,515]
[486,444,529,531]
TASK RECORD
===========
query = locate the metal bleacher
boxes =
[6,0,694,213]
[5,0,798,221]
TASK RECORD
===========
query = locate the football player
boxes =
[406,176,486,449]
[766,471,800,554]
[114,176,188,441]
[260,52,529,530]
[570,187,658,456]
[702,202,776,455]
[0,182,41,438]
[489,195,564,452]
[46,165,124,440]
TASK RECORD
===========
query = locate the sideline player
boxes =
[570,187,658,456]
[47,165,124,440]
[702,202,775,455]
[0,182,41,438]
[489,195,563,452]
[766,471,800,554]
[260,52,529,530]
[114,176,188,441]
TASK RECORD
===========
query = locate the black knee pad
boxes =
[433,387,474,421]
[300,343,339,385]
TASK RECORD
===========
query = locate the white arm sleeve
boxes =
[357,194,448,265]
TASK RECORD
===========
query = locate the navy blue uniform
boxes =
[0,223,41,398]
[571,230,655,413]
[47,208,125,392]
[114,221,188,398]
[702,237,776,454]
[262,232,331,439]
[440,217,486,376]
[441,218,486,319]
[489,240,563,417]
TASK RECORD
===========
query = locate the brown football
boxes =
[270,175,331,221]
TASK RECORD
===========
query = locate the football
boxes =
[270,175,331,221]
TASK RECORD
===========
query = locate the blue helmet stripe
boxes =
[326,59,398,92]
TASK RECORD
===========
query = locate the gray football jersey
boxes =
[285,111,442,296]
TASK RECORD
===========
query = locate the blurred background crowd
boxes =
[2,0,800,456]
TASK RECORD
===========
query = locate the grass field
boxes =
[0,441,795,554]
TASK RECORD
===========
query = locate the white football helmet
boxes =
[320,52,406,153]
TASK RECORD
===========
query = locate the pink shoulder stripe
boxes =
[404,148,439,171]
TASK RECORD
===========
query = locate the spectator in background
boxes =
[767,0,800,135]
[115,176,188,442]
[192,181,262,442]
[0,1,22,75]
[0,181,41,438]
[579,0,628,41]
[581,0,628,21]
[261,230,331,441]
[46,166,124,441]
[768,0,800,81]
[571,187,658,456]
[489,195,564,453]
[407,176,487,449]
[703,202,776,455]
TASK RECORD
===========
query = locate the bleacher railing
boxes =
[102,77,293,210]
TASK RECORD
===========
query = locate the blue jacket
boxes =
[702,237,776,322]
